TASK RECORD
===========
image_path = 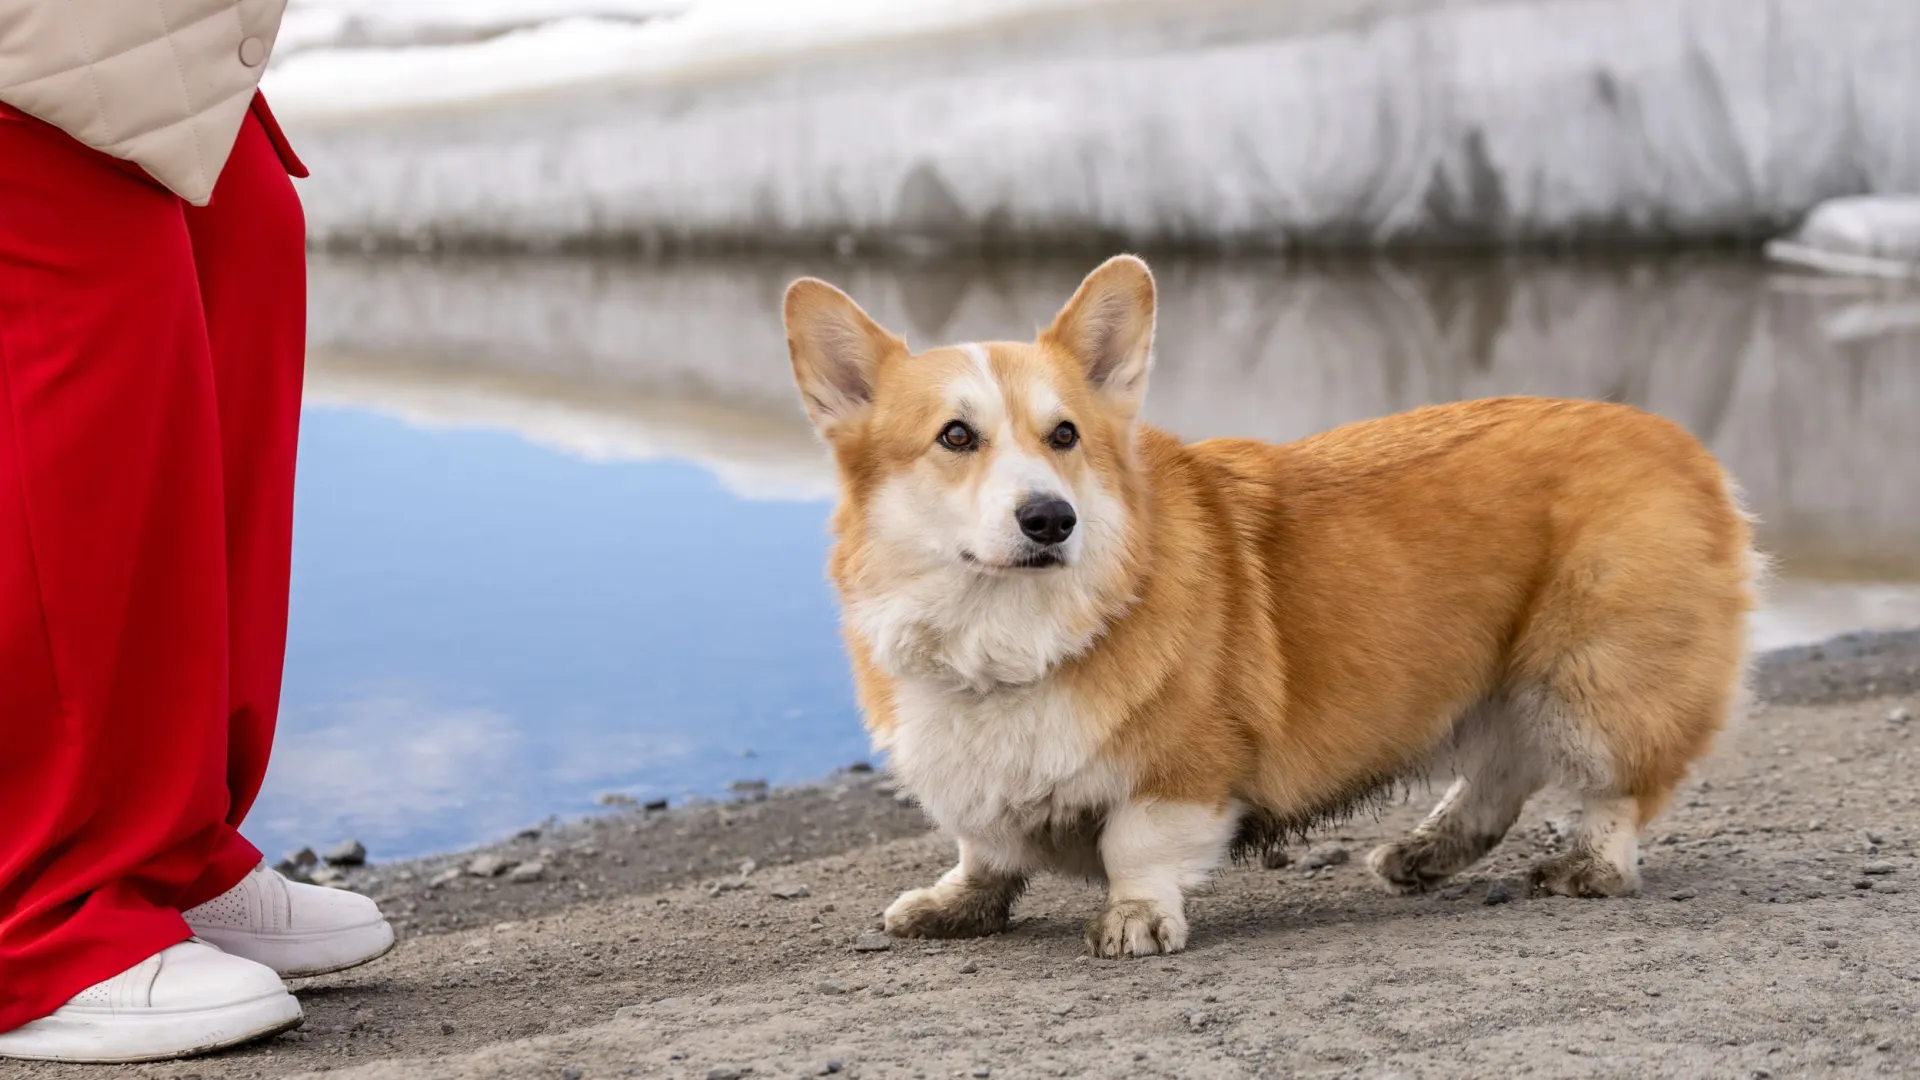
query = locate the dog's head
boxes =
[783,256,1156,591]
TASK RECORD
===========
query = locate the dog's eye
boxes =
[1049,421,1079,450]
[938,421,977,451]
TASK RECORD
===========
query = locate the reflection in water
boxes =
[270,253,1920,859]
[269,407,859,858]
[309,252,1920,575]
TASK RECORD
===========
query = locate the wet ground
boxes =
[255,251,1920,860]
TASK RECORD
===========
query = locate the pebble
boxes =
[894,791,917,806]
[323,839,367,867]
[643,798,670,812]
[1261,847,1291,870]
[562,1068,584,1080]
[847,761,874,773]
[1049,1002,1074,1017]
[281,846,318,870]
[439,1021,455,1035]
[1862,861,1897,875]
[508,861,545,884]
[467,854,511,878]
[1669,887,1699,901]
[958,961,979,974]
[1865,830,1887,845]
[770,883,810,900]
[708,878,749,897]
[730,779,770,800]
[1854,879,1875,890]
[1187,1011,1213,1031]
[851,932,893,952]
[1484,882,1513,906]
[1889,706,1912,724]
[1298,845,1350,872]
[821,1061,844,1075]
[309,866,349,889]
[707,1068,743,1080]
[1439,884,1471,900]
[971,1068,992,1078]
[816,980,847,995]
[427,868,462,889]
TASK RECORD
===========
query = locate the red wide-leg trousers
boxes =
[0,96,308,1033]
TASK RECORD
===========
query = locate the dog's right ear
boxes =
[784,278,907,439]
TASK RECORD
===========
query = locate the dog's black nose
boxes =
[1015,497,1077,545]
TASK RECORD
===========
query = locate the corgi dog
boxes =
[782,255,1757,959]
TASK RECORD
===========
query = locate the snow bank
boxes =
[274,0,689,59]
[265,0,1920,252]
[1767,195,1920,279]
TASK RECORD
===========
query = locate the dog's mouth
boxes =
[961,548,1066,571]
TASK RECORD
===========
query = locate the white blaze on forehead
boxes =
[945,342,1002,420]
[957,342,993,381]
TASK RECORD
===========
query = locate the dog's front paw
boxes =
[1084,898,1187,959]
[1528,849,1639,898]
[883,882,1012,939]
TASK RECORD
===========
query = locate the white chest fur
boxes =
[885,674,1129,872]
[847,568,1103,694]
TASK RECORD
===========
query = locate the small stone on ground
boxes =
[468,853,510,877]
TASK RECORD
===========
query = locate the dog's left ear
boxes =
[1041,254,1156,416]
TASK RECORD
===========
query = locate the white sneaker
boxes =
[0,940,301,1063]
[184,861,396,978]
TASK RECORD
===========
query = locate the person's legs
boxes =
[159,100,394,978]
[0,113,239,1032]
[175,98,310,909]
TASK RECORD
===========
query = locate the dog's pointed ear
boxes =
[784,278,908,438]
[1041,254,1156,415]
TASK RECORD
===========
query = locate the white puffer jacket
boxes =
[0,0,289,204]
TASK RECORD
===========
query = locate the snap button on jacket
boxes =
[0,0,290,205]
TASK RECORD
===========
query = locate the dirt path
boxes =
[6,631,1918,1080]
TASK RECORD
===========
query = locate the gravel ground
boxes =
[4,630,1917,1080]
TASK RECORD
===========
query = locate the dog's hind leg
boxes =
[1518,624,1742,898]
[1368,701,1547,894]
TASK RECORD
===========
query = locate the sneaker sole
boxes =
[0,990,302,1064]
[191,919,397,979]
